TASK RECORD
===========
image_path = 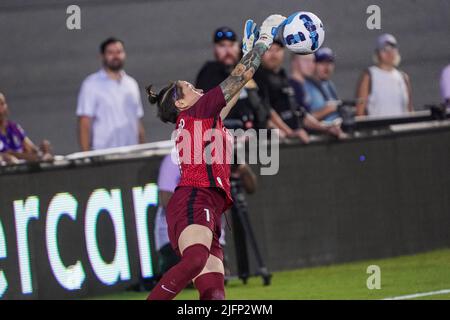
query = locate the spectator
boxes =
[356,33,413,117]
[289,53,312,113]
[314,48,339,102]
[196,27,239,91]
[440,64,450,108]
[295,48,340,123]
[77,37,145,151]
[154,153,181,275]
[196,27,269,130]
[0,92,53,164]
[254,40,344,143]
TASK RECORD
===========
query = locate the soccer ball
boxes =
[282,11,325,55]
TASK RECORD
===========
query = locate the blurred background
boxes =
[1,0,450,300]
[1,0,449,154]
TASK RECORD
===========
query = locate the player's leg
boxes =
[147,224,213,300]
[193,218,226,300]
[193,254,225,300]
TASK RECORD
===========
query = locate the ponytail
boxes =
[146,82,181,123]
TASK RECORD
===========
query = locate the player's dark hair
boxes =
[100,37,124,54]
[146,82,183,124]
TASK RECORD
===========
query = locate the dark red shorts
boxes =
[166,186,227,261]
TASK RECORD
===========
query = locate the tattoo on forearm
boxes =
[220,43,267,102]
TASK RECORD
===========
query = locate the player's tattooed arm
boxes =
[219,43,268,103]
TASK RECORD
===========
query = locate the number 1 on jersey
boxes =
[204,208,210,222]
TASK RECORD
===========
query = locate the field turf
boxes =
[90,248,450,300]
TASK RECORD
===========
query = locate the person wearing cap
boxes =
[290,47,340,123]
[356,33,413,117]
[315,48,339,101]
[254,40,344,142]
[196,27,240,91]
[195,26,270,130]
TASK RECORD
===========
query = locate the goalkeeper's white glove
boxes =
[255,14,286,49]
[242,19,259,56]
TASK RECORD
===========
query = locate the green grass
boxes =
[90,248,450,300]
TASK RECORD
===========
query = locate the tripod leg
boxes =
[231,207,250,283]
[234,205,272,285]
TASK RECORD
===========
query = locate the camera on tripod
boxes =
[426,103,448,120]
[336,99,357,131]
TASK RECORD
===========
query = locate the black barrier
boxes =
[0,157,163,299]
[242,126,450,272]
[1,125,450,299]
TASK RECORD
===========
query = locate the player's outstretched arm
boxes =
[219,19,258,119]
[219,14,286,103]
[220,90,241,120]
[220,43,267,103]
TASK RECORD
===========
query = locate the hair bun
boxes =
[146,85,160,104]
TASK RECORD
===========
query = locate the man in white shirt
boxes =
[77,37,145,151]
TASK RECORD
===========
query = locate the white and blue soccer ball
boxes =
[282,11,325,55]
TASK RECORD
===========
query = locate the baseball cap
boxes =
[315,47,335,62]
[376,33,398,50]
[213,27,237,43]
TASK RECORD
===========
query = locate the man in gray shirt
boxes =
[77,37,145,151]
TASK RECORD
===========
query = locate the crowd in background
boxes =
[1,27,449,166]
[1,23,449,283]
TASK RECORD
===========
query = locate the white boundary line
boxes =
[383,289,450,300]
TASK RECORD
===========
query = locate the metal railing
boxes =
[1,107,449,175]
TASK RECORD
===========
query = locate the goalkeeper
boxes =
[146,14,286,300]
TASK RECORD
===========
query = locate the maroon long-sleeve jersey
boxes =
[174,86,234,209]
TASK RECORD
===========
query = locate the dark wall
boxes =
[1,127,450,299]
[243,129,450,271]
[0,157,162,299]
[0,0,449,154]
